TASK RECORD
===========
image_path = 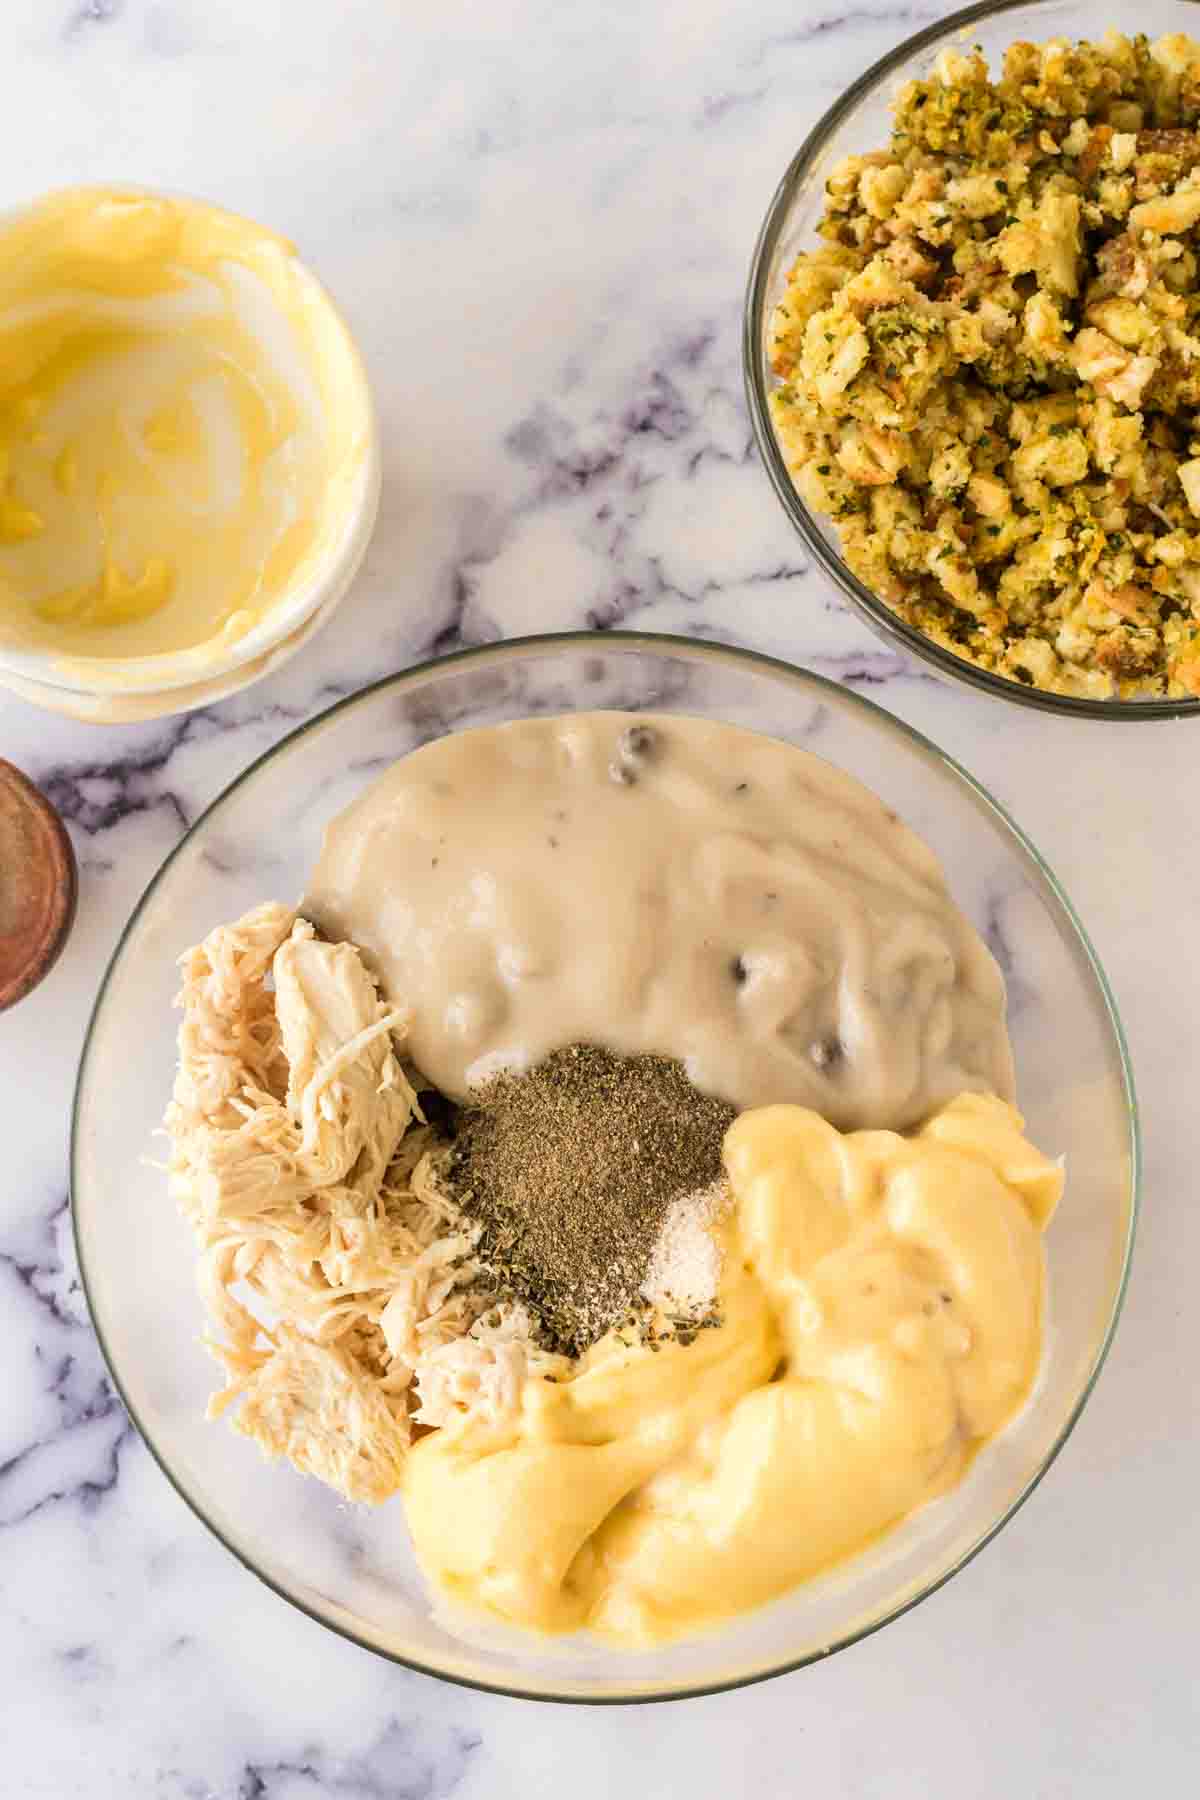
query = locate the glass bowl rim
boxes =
[742,0,1200,721]
[70,629,1141,1703]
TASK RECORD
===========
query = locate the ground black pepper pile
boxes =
[439,1044,734,1357]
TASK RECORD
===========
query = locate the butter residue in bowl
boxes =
[0,187,373,684]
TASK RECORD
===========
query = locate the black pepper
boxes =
[441,1044,734,1357]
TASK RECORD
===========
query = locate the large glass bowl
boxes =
[72,634,1137,1702]
[744,0,1200,720]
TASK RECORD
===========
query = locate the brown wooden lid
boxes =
[0,759,77,1012]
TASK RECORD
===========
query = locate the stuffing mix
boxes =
[769,30,1200,699]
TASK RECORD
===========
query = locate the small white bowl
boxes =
[0,187,380,724]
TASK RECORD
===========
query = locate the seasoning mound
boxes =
[441,1045,735,1357]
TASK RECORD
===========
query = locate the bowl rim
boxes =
[743,0,1200,721]
[70,629,1141,1703]
[0,183,381,702]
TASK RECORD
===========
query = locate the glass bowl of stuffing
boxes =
[746,0,1200,716]
[72,634,1137,1701]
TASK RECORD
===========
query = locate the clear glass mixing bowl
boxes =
[72,634,1138,1701]
[744,0,1200,719]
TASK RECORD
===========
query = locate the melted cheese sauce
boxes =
[307,712,1014,1130]
[0,188,359,662]
[402,1093,1061,1644]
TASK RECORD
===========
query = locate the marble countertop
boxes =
[1,1,1195,1793]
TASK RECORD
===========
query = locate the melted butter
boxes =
[0,188,357,662]
[402,1093,1062,1645]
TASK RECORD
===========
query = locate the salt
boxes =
[641,1181,727,1318]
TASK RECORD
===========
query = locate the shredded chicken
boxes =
[164,903,560,1504]
[411,1303,544,1429]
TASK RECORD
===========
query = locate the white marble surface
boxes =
[0,0,1195,1792]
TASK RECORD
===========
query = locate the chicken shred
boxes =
[164,904,560,1504]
